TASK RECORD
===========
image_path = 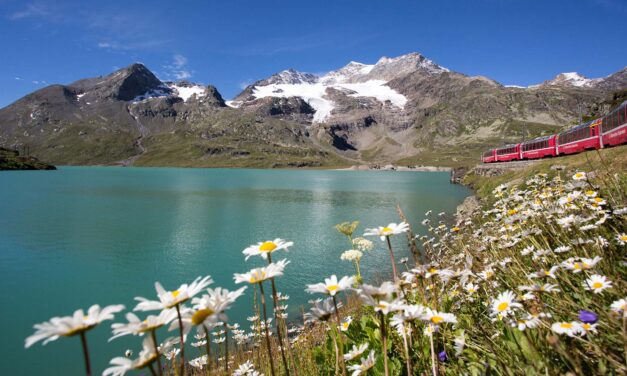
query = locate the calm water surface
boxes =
[0,167,470,375]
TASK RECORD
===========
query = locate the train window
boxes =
[620,109,625,125]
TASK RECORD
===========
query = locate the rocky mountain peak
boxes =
[367,52,449,81]
[266,69,318,85]
[320,61,374,84]
[543,72,595,88]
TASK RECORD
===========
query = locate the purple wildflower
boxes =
[578,310,598,324]
[438,350,448,362]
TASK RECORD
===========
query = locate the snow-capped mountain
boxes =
[233,52,449,122]
[0,55,625,168]
[540,72,598,88]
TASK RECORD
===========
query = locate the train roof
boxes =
[522,135,552,143]
[496,143,518,149]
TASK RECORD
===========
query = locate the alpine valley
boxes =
[1,52,625,168]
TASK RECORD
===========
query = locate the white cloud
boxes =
[239,80,253,90]
[9,3,51,20]
[172,54,187,69]
[163,54,193,81]
[14,77,22,81]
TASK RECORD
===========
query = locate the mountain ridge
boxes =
[1,52,625,168]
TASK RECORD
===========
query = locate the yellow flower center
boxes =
[382,227,393,234]
[621,235,627,241]
[171,290,180,298]
[259,241,277,252]
[594,197,603,203]
[575,173,584,179]
[342,322,349,329]
[592,282,603,289]
[573,263,582,270]
[507,209,517,216]
[582,323,591,330]
[560,323,573,329]
[250,271,266,284]
[191,308,215,325]
[451,227,460,232]
[377,304,387,310]
[327,285,339,292]
[431,316,444,324]
[428,268,437,274]
[497,302,509,312]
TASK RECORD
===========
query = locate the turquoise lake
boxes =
[0,167,470,375]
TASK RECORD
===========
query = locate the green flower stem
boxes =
[175,303,186,376]
[258,282,276,376]
[223,322,230,374]
[385,236,399,281]
[379,311,389,376]
[266,254,291,376]
[79,331,91,376]
[203,325,212,370]
[428,329,437,376]
[149,329,163,376]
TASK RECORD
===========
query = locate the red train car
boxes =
[601,100,627,147]
[521,135,557,159]
[495,144,521,162]
[557,120,601,155]
[481,101,626,164]
[482,149,496,163]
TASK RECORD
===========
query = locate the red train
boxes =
[482,100,627,163]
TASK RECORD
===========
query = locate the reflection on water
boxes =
[0,167,469,375]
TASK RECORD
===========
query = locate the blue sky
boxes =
[1,0,626,107]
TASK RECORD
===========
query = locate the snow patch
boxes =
[252,80,407,123]
[225,100,242,108]
[505,85,527,89]
[168,84,206,102]
[132,86,171,102]
[76,93,86,100]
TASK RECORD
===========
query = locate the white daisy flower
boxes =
[364,222,409,240]
[110,309,177,341]
[527,265,559,279]
[572,172,586,181]
[25,304,124,348]
[490,290,522,317]
[583,274,612,294]
[339,316,353,332]
[513,313,541,331]
[421,308,457,325]
[343,343,368,361]
[189,355,208,369]
[103,336,175,376]
[134,276,213,311]
[242,238,293,260]
[610,298,626,314]
[616,233,627,246]
[234,259,290,284]
[562,256,602,273]
[346,350,376,376]
[551,321,583,337]
[306,275,355,296]
[304,297,340,323]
